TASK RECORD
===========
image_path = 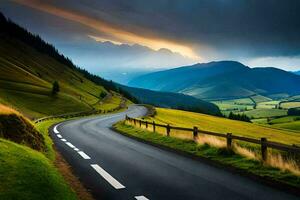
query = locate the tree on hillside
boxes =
[228,112,251,122]
[99,91,107,99]
[288,108,300,116]
[52,81,60,95]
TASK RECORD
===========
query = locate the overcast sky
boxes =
[1,0,300,73]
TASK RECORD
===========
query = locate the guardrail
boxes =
[125,116,300,161]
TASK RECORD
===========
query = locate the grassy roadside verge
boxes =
[35,117,94,200]
[0,105,77,200]
[0,137,77,200]
[113,121,300,192]
[35,118,66,160]
[0,114,95,200]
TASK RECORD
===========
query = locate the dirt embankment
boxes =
[0,104,45,151]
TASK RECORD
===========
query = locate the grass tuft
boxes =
[196,135,226,148]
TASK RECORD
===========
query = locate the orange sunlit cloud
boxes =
[13,0,200,59]
[87,35,123,45]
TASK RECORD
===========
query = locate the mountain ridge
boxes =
[128,61,300,100]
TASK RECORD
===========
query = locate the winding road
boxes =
[50,105,298,200]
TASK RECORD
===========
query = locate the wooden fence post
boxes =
[146,121,148,128]
[139,120,142,127]
[134,119,136,126]
[193,126,198,141]
[166,124,170,136]
[153,121,156,132]
[261,138,268,161]
[226,133,232,150]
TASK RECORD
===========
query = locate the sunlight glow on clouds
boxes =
[13,0,200,60]
[88,35,123,45]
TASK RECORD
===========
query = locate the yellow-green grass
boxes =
[269,116,300,125]
[0,89,92,119]
[251,118,269,124]
[273,121,300,132]
[281,102,300,109]
[0,138,77,200]
[143,108,300,145]
[256,101,280,109]
[238,108,287,119]
[212,98,254,111]
[114,122,300,187]
[0,37,123,118]
[94,94,122,110]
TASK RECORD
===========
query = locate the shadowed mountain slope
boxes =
[129,61,300,100]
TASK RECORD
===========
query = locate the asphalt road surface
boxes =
[50,105,298,200]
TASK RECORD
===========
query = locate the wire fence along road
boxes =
[125,116,300,161]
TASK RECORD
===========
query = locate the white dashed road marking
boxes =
[66,142,75,149]
[78,151,91,159]
[57,134,62,138]
[53,125,59,134]
[135,196,149,200]
[74,148,79,151]
[61,139,67,142]
[91,164,125,189]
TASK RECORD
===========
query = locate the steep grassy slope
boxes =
[0,14,124,119]
[144,108,300,145]
[128,61,300,100]
[0,36,107,118]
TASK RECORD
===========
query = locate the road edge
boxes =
[49,123,96,200]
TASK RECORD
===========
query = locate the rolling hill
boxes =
[0,13,124,119]
[119,85,221,116]
[128,61,300,100]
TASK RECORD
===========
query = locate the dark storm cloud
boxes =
[82,0,300,57]
[2,0,300,69]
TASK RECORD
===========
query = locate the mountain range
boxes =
[128,61,300,100]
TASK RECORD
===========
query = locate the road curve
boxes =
[50,105,298,200]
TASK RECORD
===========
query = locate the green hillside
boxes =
[119,85,221,116]
[0,13,124,119]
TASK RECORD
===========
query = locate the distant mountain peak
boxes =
[128,60,300,100]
